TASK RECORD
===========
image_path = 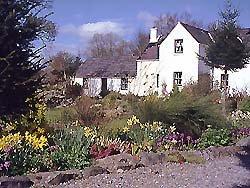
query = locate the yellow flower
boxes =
[83,127,96,139]
[131,115,140,125]
[25,132,47,150]
[0,133,22,151]
[127,118,133,126]
[169,126,176,133]
[150,122,162,132]
[122,126,130,133]
[37,127,45,134]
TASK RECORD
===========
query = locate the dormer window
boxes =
[174,39,183,53]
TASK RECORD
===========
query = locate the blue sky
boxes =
[48,0,250,56]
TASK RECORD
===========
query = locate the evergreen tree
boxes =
[204,1,250,114]
[0,0,56,116]
[206,1,250,72]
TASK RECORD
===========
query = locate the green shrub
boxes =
[65,84,82,100]
[99,118,128,139]
[45,107,77,125]
[136,94,166,123]
[197,128,232,149]
[74,95,103,125]
[136,88,226,137]
[50,128,91,170]
[238,96,250,112]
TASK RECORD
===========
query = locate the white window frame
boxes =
[121,77,128,90]
[173,72,182,86]
[174,39,183,53]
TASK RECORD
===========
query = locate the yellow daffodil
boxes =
[122,126,130,133]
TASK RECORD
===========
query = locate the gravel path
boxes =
[56,153,250,188]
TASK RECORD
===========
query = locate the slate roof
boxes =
[181,22,212,45]
[76,57,137,78]
[238,28,250,44]
[140,42,159,60]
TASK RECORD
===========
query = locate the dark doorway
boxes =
[100,78,109,97]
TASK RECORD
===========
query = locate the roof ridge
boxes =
[180,22,208,33]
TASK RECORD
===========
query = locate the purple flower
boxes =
[4,161,10,170]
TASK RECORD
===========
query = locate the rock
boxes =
[139,152,165,166]
[117,169,124,173]
[204,146,243,159]
[0,176,34,188]
[82,166,109,178]
[165,151,186,163]
[48,170,81,186]
[95,153,140,173]
[236,136,250,149]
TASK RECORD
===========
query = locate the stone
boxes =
[82,166,109,178]
[48,173,78,186]
[0,176,34,188]
[204,146,243,159]
[139,152,165,167]
[236,136,250,149]
[95,153,140,173]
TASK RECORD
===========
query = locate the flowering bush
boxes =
[157,126,195,151]
[230,110,250,128]
[0,130,49,176]
[49,128,91,170]
[231,127,250,140]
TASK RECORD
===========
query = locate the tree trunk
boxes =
[222,69,227,117]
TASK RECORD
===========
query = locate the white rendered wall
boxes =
[74,77,136,96]
[132,60,160,96]
[213,62,250,93]
[158,22,201,93]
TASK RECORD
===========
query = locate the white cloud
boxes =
[60,21,129,40]
[137,11,157,28]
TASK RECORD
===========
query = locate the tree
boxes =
[131,31,149,57]
[48,51,81,84]
[154,12,203,36]
[0,0,56,116]
[204,0,250,114]
[85,32,132,58]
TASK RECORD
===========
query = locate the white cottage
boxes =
[75,22,250,96]
[75,57,137,97]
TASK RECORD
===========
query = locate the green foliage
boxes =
[99,118,128,139]
[197,128,231,149]
[0,0,56,116]
[102,92,122,109]
[65,84,82,100]
[74,95,103,125]
[45,107,78,125]
[238,97,250,112]
[136,89,226,137]
[136,94,166,123]
[1,99,48,135]
[50,128,91,170]
[205,1,250,72]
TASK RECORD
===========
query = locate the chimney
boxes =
[149,27,158,43]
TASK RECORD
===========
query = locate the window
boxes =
[156,74,159,88]
[121,78,128,90]
[174,39,183,53]
[173,72,182,86]
[83,78,88,89]
[221,74,229,88]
